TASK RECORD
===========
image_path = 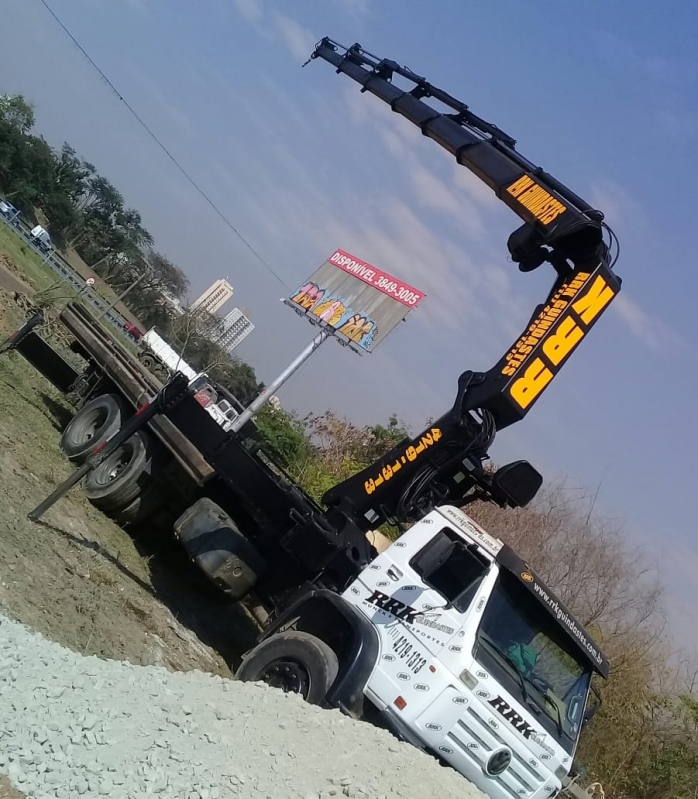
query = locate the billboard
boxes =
[284,249,426,352]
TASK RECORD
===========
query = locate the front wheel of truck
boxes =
[235,631,339,705]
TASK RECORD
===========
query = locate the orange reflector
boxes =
[429,665,436,673]
[394,696,407,710]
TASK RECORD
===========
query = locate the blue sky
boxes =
[2,0,697,646]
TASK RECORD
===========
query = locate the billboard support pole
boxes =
[230,329,330,432]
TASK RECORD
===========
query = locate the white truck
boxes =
[138,328,239,432]
[236,504,607,799]
[3,38,621,799]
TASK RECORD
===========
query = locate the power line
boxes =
[37,0,290,289]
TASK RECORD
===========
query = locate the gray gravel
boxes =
[0,614,484,799]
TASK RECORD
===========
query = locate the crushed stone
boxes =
[0,614,485,799]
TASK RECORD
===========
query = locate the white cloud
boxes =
[452,163,501,209]
[193,74,530,361]
[272,13,316,63]
[588,179,645,229]
[612,294,683,352]
[586,180,682,351]
[233,0,263,23]
[123,0,149,14]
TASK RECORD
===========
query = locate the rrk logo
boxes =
[488,696,536,739]
[365,590,421,623]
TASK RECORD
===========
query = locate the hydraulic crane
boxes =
[309,38,622,531]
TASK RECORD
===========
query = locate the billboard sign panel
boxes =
[285,249,426,352]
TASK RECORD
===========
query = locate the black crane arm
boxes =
[309,38,611,275]
[309,39,622,530]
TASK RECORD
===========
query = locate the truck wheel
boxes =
[84,431,151,512]
[113,483,164,527]
[139,354,156,370]
[60,393,126,463]
[235,632,339,705]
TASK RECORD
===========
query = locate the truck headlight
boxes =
[485,748,512,776]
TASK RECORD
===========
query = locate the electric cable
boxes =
[36,0,290,289]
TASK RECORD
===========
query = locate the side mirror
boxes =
[491,461,543,508]
[582,685,602,729]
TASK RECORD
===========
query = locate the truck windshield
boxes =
[474,570,591,754]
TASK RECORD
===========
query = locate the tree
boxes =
[0,94,35,134]
[254,406,310,469]
[289,411,411,505]
[65,172,153,265]
[467,482,677,797]
[111,251,190,328]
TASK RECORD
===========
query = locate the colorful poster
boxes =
[285,249,425,352]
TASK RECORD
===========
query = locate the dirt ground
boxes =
[0,282,259,683]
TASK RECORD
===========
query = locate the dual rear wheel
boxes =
[60,393,163,524]
[63,398,338,705]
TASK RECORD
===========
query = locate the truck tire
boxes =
[235,632,339,705]
[60,393,126,463]
[112,483,164,527]
[83,431,151,512]
[139,354,156,369]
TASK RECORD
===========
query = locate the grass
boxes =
[0,220,139,353]
[0,222,56,291]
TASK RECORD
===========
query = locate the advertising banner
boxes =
[284,249,426,352]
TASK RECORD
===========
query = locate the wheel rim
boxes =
[258,659,311,698]
[94,443,135,486]
[82,408,108,442]
[106,452,130,482]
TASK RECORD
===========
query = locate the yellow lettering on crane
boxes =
[509,359,554,410]
[571,275,615,324]
[541,316,584,366]
[362,429,443,495]
[506,175,567,225]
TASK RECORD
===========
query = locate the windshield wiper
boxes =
[480,634,536,712]
[546,696,564,738]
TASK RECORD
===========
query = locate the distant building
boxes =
[215,307,254,354]
[191,279,233,316]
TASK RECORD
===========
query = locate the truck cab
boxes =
[236,504,607,799]
[342,506,607,798]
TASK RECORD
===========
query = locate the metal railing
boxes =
[0,210,130,332]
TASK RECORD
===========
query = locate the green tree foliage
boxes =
[253,406,310,469]
[108,251,189,329]
[288,411,409,505]
[0,91,264,410]
[0,95,35,134]
[163,307,262,405]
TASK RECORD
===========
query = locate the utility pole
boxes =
[230,330,329,432]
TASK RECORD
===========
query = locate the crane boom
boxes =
[310,38,610,272]
[309,38,622,529]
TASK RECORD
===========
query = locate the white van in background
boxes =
[29,225,52,253]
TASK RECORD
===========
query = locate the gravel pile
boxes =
[0,614,485,799]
